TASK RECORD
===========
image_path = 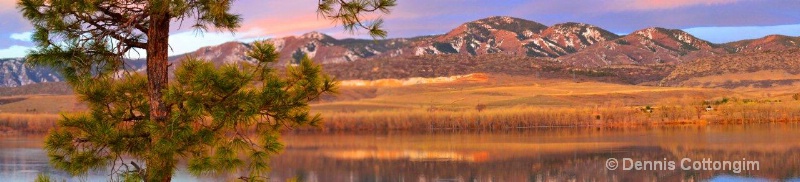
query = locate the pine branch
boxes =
[73,13,147,49]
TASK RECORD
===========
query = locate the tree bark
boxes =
[144,156,176,182]
[146,3,170,125]
[146,1,172,182]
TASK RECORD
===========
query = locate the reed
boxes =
[318,106,648,131]
[3,100,800,133]
[314,101,800,131]
[710,103,800,124]
[0,113,59,134]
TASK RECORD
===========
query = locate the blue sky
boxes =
[1,0,799,58]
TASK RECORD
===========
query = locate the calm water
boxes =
[3,124,800,181]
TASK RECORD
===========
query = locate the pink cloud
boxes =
[232,0,393,39]
[514,0,746,15]
[610,0,743,11]
[0,0,16,12]
[239,14,337,38]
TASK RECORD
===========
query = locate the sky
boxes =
[1,0,799,59]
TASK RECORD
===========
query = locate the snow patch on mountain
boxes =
[0,58,61,87]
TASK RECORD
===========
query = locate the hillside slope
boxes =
[558,27,725,68]
[661,49,800,88]
[2,16,800,88]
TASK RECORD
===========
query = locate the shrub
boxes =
[475,104,487,112]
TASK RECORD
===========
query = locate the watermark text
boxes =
[605,158,759,173]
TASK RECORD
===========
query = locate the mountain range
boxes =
[2,16,799,89]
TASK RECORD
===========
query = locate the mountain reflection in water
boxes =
[2,124,800,181]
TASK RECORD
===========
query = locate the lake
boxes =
[2,124,800,181]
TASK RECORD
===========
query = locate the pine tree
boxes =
[17,0,395,181]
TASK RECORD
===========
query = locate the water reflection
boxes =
[0,136,232,181]
[2,124,800,181]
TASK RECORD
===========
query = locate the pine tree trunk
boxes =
[146,1,172,182]
[144,155,176,182]
[147,3,171,125]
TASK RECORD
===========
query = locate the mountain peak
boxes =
[724,34,800,53]
[551,22,592,28]
[476,16,528,24]
[463,16,547,31]
[763,34,791,41]
[632,27,674,38]
[630,27,712,49]
[299,31,331,40]
[631,27,698,41]
[435,16,548,44]
[544,22,619,40]
[535,22,619,54]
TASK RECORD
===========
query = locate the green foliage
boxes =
[317,0,397,38]
[642,105,654,113]
[704,97,731,105]
[17,0,241,79]
[433,42,458,54]
[292,50,307,65]
[570,69,616,77]
[680,42,699,51]
[42,41,336,181]
[19,0,391,181]
[35,174,53,182]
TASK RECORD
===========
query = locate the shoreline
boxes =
[0,110,800,136]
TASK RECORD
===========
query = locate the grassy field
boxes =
[311,74,800,130]
[0,95,84,113]
[315,74,735,112]
[3,73,800,132]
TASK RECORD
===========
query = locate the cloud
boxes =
[0,0,16,13]
[514,0,744,14]
[612,0,742,11]
[166,30,252,56]
[231,0,384,39]
[508,0,800,34]
[238,14,337,39]
[228,0,492,39]
[2,30,251,59]
[10,32,32,42]
[0,45,33,59]
[1,0,799,59]
[0,0,30,30]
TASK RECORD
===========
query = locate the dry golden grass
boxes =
[314,100,800,131]
[311,78,800,131]
[684,70,800,84]
[3,74,800,132]
[316,106,665,131]
[710,102,800,123]
[312,77,731,113]
[321,107,583,130]
[0,113,59,134]
[0,95,84,114]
